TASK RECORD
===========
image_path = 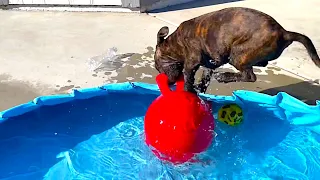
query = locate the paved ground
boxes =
[0,0,320,111]
[0,11,175,110]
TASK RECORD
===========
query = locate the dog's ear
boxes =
[157,26,169,45]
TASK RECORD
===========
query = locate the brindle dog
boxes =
[154,7,320,94]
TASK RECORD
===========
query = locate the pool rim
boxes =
[0,82,319,124]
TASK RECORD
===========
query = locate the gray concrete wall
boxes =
[0,0,8,5]
[1,0,193,9]
[140,0,195,12]
[0,0,139,7]
[122,0,139,8]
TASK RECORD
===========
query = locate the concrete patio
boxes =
[0,0,319,111]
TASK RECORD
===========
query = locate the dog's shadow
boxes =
[259,81,320,105]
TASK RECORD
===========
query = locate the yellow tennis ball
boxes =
[218,104,243,126]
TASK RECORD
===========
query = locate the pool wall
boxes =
[1,82,320,133]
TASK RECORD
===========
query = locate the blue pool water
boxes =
[0,83,320,180]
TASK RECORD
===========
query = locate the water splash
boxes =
[87,47,119,72]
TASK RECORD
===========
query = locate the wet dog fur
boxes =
[154,7,320,94]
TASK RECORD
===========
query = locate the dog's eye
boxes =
[209,60,215,64]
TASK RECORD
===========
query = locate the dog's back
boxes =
[173,7,319,67]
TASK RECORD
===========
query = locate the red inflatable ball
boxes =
[144,73,215,164]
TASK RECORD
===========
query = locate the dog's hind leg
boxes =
[213,67,257,83]
[213,35,277,83]
[254,61,268,67]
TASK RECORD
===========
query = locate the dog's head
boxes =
[154,26,184,85]
[154,26,170,73]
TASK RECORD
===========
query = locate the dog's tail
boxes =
[284,31,320,68]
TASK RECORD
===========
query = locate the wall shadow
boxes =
[0,92,157,179]
[259,81,320,105]
[148,0,243,13]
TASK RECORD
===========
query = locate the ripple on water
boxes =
[43,117,320,179]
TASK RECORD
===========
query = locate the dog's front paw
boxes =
[213,72,238,83]
[194,83,207,94]
[213,72,225,83]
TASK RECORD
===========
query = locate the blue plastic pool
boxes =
[0,82,320,180]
